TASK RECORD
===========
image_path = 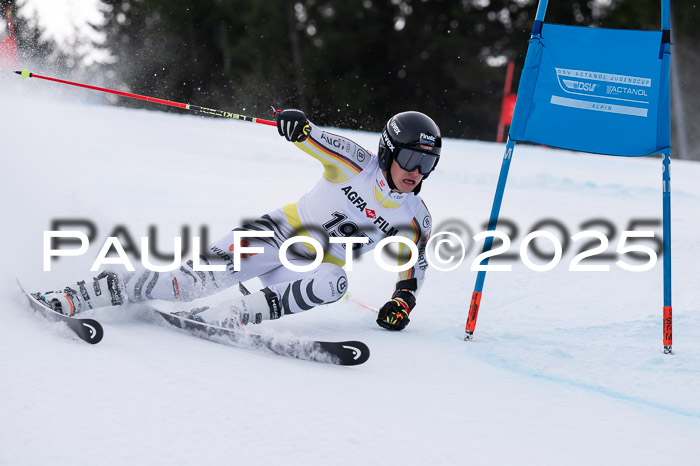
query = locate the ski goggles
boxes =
[394,148,439,175]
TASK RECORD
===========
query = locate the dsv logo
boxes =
[563,79,598,92]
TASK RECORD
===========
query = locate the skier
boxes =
[37,109,441,331]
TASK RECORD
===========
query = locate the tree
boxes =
[92,0,694,151]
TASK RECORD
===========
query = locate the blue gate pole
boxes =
[661,0,672,354]
[464,0,548,342]
[662,151,672,354]
[534,0,549,22]
[465,137,516,340]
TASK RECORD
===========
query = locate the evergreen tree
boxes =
[92,0,691,145]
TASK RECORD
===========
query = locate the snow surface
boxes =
[1,72,699,466]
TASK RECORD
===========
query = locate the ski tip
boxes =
[81,319,104,344]
[319,340,370,366]
[15,277,27,291]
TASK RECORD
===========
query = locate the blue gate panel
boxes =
[509,24,671,157]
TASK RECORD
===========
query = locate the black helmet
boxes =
[377,111,442,181]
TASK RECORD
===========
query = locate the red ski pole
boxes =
[14,69,277,127]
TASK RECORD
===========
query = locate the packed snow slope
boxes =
[1,73,699,466]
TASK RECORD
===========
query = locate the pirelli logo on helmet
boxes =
[382,129,395,152]
[419,133,436,146]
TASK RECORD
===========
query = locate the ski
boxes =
[152,307,369,366]
[16,279,104,344]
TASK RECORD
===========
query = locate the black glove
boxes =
[276,109,310,143]
[376,290,415,331]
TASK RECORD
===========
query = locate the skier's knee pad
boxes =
[311,263,348,304]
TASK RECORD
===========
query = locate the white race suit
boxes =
[121,122,433,316]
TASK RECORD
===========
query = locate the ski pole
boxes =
[13,69,277,127]
[344,293,379,313]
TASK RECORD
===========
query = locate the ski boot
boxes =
[175,288,282,328]
[37,271,124,316]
